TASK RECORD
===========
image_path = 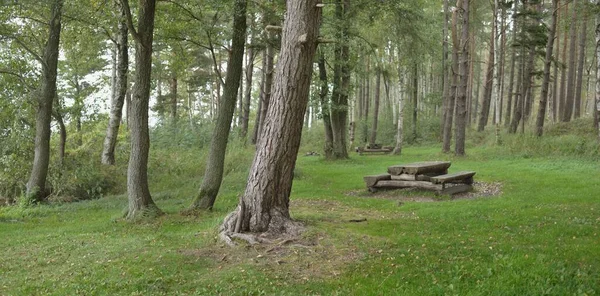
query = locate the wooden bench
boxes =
[356,146,393,155]
[430,171,475,185]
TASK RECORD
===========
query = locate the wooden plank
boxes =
[391,174,431,181]
[430,171,476,184]
[387,161,451,175]
[363,174,391,187]
[374,180,443,191]
[440,184,473,195]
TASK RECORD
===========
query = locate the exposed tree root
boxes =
[123,204,164,221]
[219,208,305,246]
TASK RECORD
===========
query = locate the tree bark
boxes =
[220,0,322,239]
[442,4,460,153]
[505,1,518,127]
[563,0,578,122]
[441,0,450,140]
[241,35,255,139]
[102,3,128,165]
[477,24,495,132]
[393,61,404,155]
[535,0,558,137]
[559,2,569,121]
[411,63,418,141]
[190,0,247,210]
[257,12,276,145]
[369,68,381,145]
[170,76,178,126]
[122,0,162,219]
[330,0,350,159]
[318,51,334,158]
[454,0,469,156]
[552,1,561,123]
[595,0,600,137]
[26,0,63,202]
[574,14,587,119]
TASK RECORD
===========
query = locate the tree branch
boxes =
[4,35,45,66]
[119,0,142,44]
[207,31,225,86]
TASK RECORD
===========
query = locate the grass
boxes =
[1,144,600,295]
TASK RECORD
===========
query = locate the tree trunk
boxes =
[251,49,266,145]
[442,5,460,153]
[563,0,578,122]
[26,0,63,202]
[505,3,518,127]
[330,0,350,159]
[559,2,569,121]
[170,76,178,126]
[190,0,247,211]
[102,3,128,165]
[393,61,404,155]
[454,0,469,156]
[574,14,587,119]
[595,0,600,137]
[411,63,418,141]
[318,51,334,158]
[257,12,276,144]
[362,59,370,144]
[441,0,450,140]
[535,0,558,137]
[369,68,381,145]
[220,0,321,239]
[52,101,67,166]
[241,35,255,139]
[552,1,561,123]
[477,25,495,132]
[123,0,162,219]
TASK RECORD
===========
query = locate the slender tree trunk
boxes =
[241,35,255,139]
[26,0,63,202]
[102,3,128,165]
[552,1,561,123]
[535,0,558,137]
[595,0,600,137]
[251,49,266,145]
[477,25,495,132]
[412,63,418,141]
[363,59,370,144]
[574,14,587,119]
[190,0,247,210]
[563,0,578,122]
[318,51,334,158]
[220,0,321,239]
[393,61,404,155]
[369,68,381,145]
[330,0,350,159]
[170,76,178,126]
[257,29,275,143]
[505,4,518,127]
[559,2,569,120]
[441,0,450,140]
[454,0,469,156]
[122,0,162,219]
[442,5,460,153]
[52,101,67,166]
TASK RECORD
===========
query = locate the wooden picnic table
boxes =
[364,161,475,195]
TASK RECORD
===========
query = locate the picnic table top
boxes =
[387,161,451,175]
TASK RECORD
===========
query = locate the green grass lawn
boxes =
[1,145,599,295]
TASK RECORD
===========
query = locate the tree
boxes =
[454,0,470,156]
[220,0,322,242]
[102,2,129,165]
[121,0,162,219]
[442,3,460,153]
[574,12,587,119]
[595,0,600,139]
[562,0,578,122]
[477,22,495,132]
[330,0,351,159]
[25,0,64,202]
[189,0,247,210]
[318,50,334,158]
[535,0,558,137]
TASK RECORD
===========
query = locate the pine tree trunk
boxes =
[454,0,469,156]
[441,0,450,140]
[251,50,266,145]
[412,63,418,141]
[535,0,558,137]
[559,2,569,120]
[505,4,518,127]
[369,68,381,145]
[552,2,561,123]
[190,0,247,211]
[477,25,495,132]
[123,0,162,219]
[26,0,63,202]
[393,62,404,155]
[595,0,600,137]
[442,5,460,153]
[102,4,128,165]
[330,0,350,159]
[563,0,578,122]
[318,51,334,158]
[170,76,178,126]
[257,29,275,144]
[220,0,321,239]
[574,14,587,119]
[241,36,255,139]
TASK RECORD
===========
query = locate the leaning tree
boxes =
[220,0,322,243]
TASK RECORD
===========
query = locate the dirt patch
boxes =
[347,181,503,203]
[179,232,363,282]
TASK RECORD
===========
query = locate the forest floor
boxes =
[1,145,600,295]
